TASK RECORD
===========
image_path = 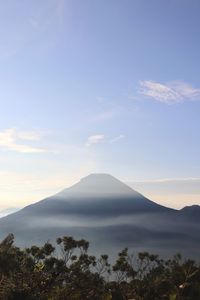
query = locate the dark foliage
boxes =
[0,234,199,299]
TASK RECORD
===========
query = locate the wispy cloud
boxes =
[86,134,105,147]
[85,134,125,147]
[55,0,66,25]
[29,18,41,30]
[139,80,200,104]
[128,177,200,184]
[0,128,46,153]
[110,135,125,143]
[127,177,200,209]
[29,0,67,30]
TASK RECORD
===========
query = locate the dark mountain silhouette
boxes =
[179,205,200,221]
[14,174,173,217]
[0,174,200,258]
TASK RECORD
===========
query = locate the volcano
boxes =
[0,174,200,258]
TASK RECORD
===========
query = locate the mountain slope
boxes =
[15,174,172,217]
[0,174,199,258]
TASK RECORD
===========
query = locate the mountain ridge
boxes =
[0,173,199,258]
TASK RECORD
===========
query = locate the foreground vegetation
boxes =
[0,234,200,299]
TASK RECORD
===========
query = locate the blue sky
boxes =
[0,0,200,210]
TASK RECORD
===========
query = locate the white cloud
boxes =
[0,128,46,153]
[110,135,125,143]
[17,130,41,141]
[139,80,200,104]
[86,134,105,147]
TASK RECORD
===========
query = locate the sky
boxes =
[0,0,200,210]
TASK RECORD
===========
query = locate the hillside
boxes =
[0,174,199,258]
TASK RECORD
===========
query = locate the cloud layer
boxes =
[0,128,46,153]
[139,80,200,104]
[127,177,200,209]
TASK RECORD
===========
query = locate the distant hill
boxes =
[0,174,200,258]
[180,205,200,221]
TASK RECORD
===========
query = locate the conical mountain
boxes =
[0,174,200,258]
[10,173,171,218]
[59,173,141,196]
